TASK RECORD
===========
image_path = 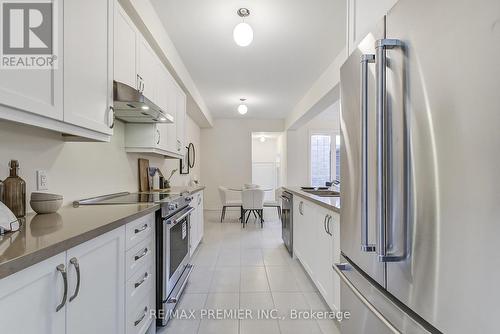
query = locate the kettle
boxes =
[0,202,20,235]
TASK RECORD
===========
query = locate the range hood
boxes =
[113,81,174,123]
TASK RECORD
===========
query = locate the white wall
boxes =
[286,102,340,187]
[0,116,200,210]
[200,119,284,210]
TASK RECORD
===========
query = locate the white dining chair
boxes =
[241,188,265,228]
[218,186,242,222]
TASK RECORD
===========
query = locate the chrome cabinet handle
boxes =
[323,215,329,234]
[360,54,376,253]
[326,215,333,236]
[56,264,67,312]
[136,74,141,91]
[375,38,403,262]
[156,129,160,145]
[299,201,303,215]
[69,257,81,302]
[108,106,115,129]
[134,224,148,234]
[134,248,148,261]
[134,307,148,326]
[333,263,401,334]
[134,272,149,288]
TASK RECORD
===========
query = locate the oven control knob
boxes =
[185,196,193,202]
[168,203,177,211]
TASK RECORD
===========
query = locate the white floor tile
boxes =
[239,292,275,310]
[240,249,264,266]
[240,320,280,334]
[209,267,240,292]
[266,266,301,292]
[204,293,239,309]
[240,267,270,292]
[197,320,239,334]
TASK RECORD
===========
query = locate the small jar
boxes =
[3,160,26,218]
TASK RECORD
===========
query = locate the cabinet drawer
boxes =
[126,264,154,312]
[126,237,154,279]
[126,213,154,250]
[126,288,155,334]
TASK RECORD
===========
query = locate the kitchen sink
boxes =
[303,190,340,197]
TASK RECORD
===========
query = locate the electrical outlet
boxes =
[36,170,48,191]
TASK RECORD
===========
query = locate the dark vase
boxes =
[3,160,26,218]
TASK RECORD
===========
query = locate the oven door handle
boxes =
[166,207,195,226]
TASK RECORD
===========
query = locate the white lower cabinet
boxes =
[0,212,156,334]
[0,253,66,334]
[293,197,341,312]
[190,190,204,256]
[66,227,125,334]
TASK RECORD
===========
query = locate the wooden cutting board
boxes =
[138,158,150,192]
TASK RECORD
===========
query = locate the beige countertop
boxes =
[0,185,205,280]
[282,186,340,213]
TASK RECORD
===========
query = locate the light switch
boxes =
[36,170,48,191]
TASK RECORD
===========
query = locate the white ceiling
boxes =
[151,0,346,119]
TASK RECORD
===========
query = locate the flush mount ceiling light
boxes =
[233,8,253,47]
[237,98,248,115]
[260,136,266,142]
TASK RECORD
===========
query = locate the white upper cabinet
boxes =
[175,84,187,153]
[63,0,114,135]
[137,37,158,104]
[0,0,63,121]
[115,3,186,158]
[114,3,137,89]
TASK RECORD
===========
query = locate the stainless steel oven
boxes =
[156,195,195,327]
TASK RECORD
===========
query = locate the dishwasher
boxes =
[280,191,293,256]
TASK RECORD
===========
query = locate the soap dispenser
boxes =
[4,160,26,218]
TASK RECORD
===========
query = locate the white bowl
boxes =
[31,192,63,201]
[30,199,63,214]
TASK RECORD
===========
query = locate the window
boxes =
[310,134,332,187]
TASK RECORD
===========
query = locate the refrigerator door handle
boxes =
[333,262,402,334]
[375,38,404,262]
[360,54,376,252]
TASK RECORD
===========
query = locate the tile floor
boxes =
[157,209,341,334]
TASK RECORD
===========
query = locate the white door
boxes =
[114,2,137,89]
[252,162,277,201]
[0,0,63,121]
[0,253,66,334]
[314,207,334,309]
[66,227,125,334]
[137,37,158,103]
[64,0,114,134]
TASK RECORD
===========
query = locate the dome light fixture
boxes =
[233,8,253,47]
[238,98,248,115]
[260,136,266,143]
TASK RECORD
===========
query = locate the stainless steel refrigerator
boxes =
[337,0,500,333]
